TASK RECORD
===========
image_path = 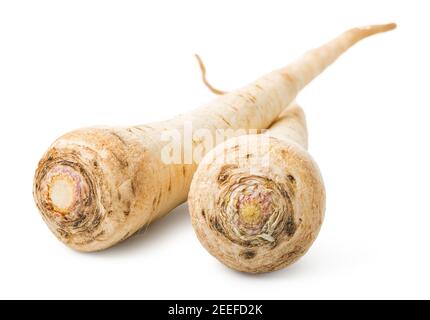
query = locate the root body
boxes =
[189,104,325,273]
[34,24,394,251]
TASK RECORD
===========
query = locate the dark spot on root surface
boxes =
[219,116,232,127]
[123,201,131,216]
[281,188,291,200]
[217,164,237,184]
[57,228,69,239]
[92,215,102,227]
[95,230,105,239]
[201,209,206,219]
[133,126,146,133]
[121,231,131,242]
[285,245,304,262]
[74,237,96,246]
[247,95,257,103]
[73,219,84,228]
[231,145,240,151]
[210,217,225,236]
[111,151,128,169]
[285,216,297,237]
[157,190,162,206]
[131,181,136,196]
[109,131,128,146]
[287,174,296,185]
[240,250,256,260]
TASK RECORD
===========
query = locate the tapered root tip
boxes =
[357,23,397,36]
[384,23,397,31]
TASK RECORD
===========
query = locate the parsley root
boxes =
[33,23,395,251]
[188,102,325,273]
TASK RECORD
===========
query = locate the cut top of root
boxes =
[43,165,90,217]
[49,176,76,214]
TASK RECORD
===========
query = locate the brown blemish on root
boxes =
[281,187,294,201]
[287,174,296,185]
[121,232,131,242]
[95,230,105,239]
[111,151,128,169]
[92,215,101,227]
[109,131,127,146]
[168,178,172,192]
[284,175,296,199]
[73,218,85,228]
[131,181,136,196]
[265,245,305,271]
[132,126,146,133]
[285,216,296,237]
[151,190,162,210]
[123,201,131,216]
[74,237,97,246]
[231,144,240,151]
[201,209,206,219]
[157,190,162,206]
[57,228,69,239]
[240,250,256,260]
[280,70,296,85]
[217,164,237,184]
[219,115,232,127]
[284,245,304,262]
[210,217,225,236]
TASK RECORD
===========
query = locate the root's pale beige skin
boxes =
[33,24,395,252]
[189,104,325,273]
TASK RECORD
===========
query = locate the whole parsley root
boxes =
[33,24,395,252]
[188,103,324,273]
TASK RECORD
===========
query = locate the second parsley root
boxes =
[188,103,325,273]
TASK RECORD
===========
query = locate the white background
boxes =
[0,1,429,300]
